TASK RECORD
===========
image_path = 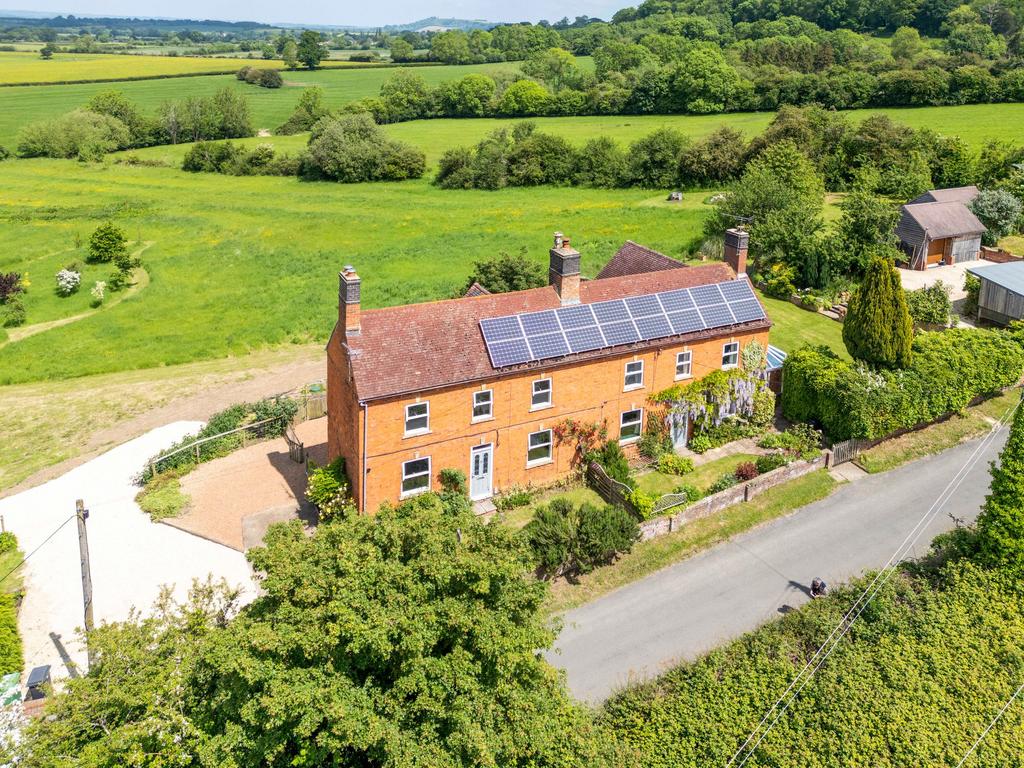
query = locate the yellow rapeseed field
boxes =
[0,51,286,85]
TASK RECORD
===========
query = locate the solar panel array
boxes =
[480,278,766,368]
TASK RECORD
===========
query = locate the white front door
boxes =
[671,413,689,450]
[470,444,493,500]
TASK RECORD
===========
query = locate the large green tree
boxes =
[977,393,1024,577]
[842,255,914,368]
[296,30,324,70]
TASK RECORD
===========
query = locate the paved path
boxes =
[0,423,256,681]
[550,428,1006,703]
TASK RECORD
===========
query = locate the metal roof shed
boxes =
[966,261,1024,325]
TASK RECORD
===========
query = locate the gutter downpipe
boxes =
[360,400,368,514]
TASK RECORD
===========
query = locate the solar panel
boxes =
[480,316,523,343]
[479,278,766,368]
[719,280,756,302]
[592,300,630,324]
[691,284,725,307]
[668,310,705,334]
[635,314,673,340]
[526,331,570,359]
[659,289,694,313]
[487,338,531,367]
[625,294,663,318]
[698,304,735,327]
[520,310,561,336]
[565,325,606,353]
[600,320,641,346]
[729,299,766,323]
[556,303,597,329]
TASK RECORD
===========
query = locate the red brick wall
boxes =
[329,328,769,513]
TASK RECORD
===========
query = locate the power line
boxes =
[0,513,77,587]
[953,681,1024,768]
[727,392,1021,768]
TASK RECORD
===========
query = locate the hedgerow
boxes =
[782,330,1024,440]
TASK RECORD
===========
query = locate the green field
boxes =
[0,50,293,85]
[0,158,716,384]
[0,60,525,149]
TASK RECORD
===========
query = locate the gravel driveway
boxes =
[0,422,256,681]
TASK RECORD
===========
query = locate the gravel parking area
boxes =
[170,418,327,551]
[898,260,979,298]
[0,423,256,681]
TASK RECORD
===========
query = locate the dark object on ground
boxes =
[810,577,828,598]
[26,665,50,700]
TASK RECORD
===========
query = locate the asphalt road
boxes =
[549,427,1007,704]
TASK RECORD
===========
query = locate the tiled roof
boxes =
[909,186,979,205]
[463,282,491,297]
[898,201,986,243]
[595,241,684,279]
[340,261,766,401]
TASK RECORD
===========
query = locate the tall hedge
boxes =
[977,393,1024,577]
[782,330,1024,440]
[0,593,22,676]
[842,256,914,368]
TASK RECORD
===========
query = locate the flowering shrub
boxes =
[755,452,790,474]
[306,457,356,521]
[734,461,759,481]
[554,418,608,468]
[55,268,81,297]
[653,369,771,442]
[90,280,106,307]
[0,272,22,304]
[658,453,695,475]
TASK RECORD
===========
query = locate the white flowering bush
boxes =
[55,268,81,297]
[90,280,106,307]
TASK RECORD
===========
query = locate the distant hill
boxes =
[382,17,495,32]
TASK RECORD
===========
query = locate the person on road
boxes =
[810,577,828,598]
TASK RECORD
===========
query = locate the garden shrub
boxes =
[0,273,23,304]
[55,268,81,297]
[671,483,703,502]
[638,414,673,460]
[303,113,425,183]
[1,296,25,328]
[755,452,789,474]
[905,281,951,326]
[758,424,822,459]
[688,434,713,454]
[842,255,914,369]
[707,473,738,494]
[750,386,776,427]
[734,461,759,481]
[626,489,657,519]
[135,472,189,521]
[0,593,22,676]
[657,453,695,476]
[963,272,980,316]
[976,401,1024,577]
[763,263,797,298]
[438,467,468,496]
[522,497,639,576]
[16,109,131,160]
[594,440,636,489]
[0,532,17,554]
[88,222,128,264]
[782,332,1024,441]
[305,457,355,521]
[494,485,538,512]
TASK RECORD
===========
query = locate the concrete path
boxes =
[0,423,256,681]
[550,427,1006,703]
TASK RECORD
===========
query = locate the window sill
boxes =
[526,457,553,469]
[530,403,553,412]
[721,364,739,371]
[400,486,430,499]
[471,415,495,424]
[623,383,645,392]
[674,373,693,381]
[619,436,640,445]
[403,428,431,439]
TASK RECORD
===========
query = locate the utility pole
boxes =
[75,499,94,671]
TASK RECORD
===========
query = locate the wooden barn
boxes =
[896,186,986,270]
[966,261,1024,325]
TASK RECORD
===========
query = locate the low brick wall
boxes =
[637,455,824,541]
[981,246,1022,264]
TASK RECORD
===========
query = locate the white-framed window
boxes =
[624,360,644,390]
[472,389,493,421]
[527,429,553,465]
[675,350,692,379]
[722,342,740,369]
[531,378,552,409]
[404,402,429,435]
[620,409,643,443]
[401,457,431,497]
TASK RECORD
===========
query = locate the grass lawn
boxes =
[635,453,760,497]
[494,484,605,531]
[998,234,1024,255]
[0,546,24,596]
[0,159,715,385]
[856,389,1018,474]
[545,469,838,614]
[755,288,850,359]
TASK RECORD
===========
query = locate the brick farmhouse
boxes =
[327,231,771,513]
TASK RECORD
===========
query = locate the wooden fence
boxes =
[586,461,640,518]
[828,438,866,466]
[284,424,305,464]
[148,415,287,477]
[296,393,327,422]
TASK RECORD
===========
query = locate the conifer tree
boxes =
[976,393,1024,577]
[842,254,913,368]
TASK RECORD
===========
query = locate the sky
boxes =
[4,0,626,26]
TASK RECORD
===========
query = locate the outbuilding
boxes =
[965,260,1024,325]
[896,186,986,270]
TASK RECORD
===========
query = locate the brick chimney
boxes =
[724,228,748,277]
[549,232,581,305]
[339,265,361,336]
